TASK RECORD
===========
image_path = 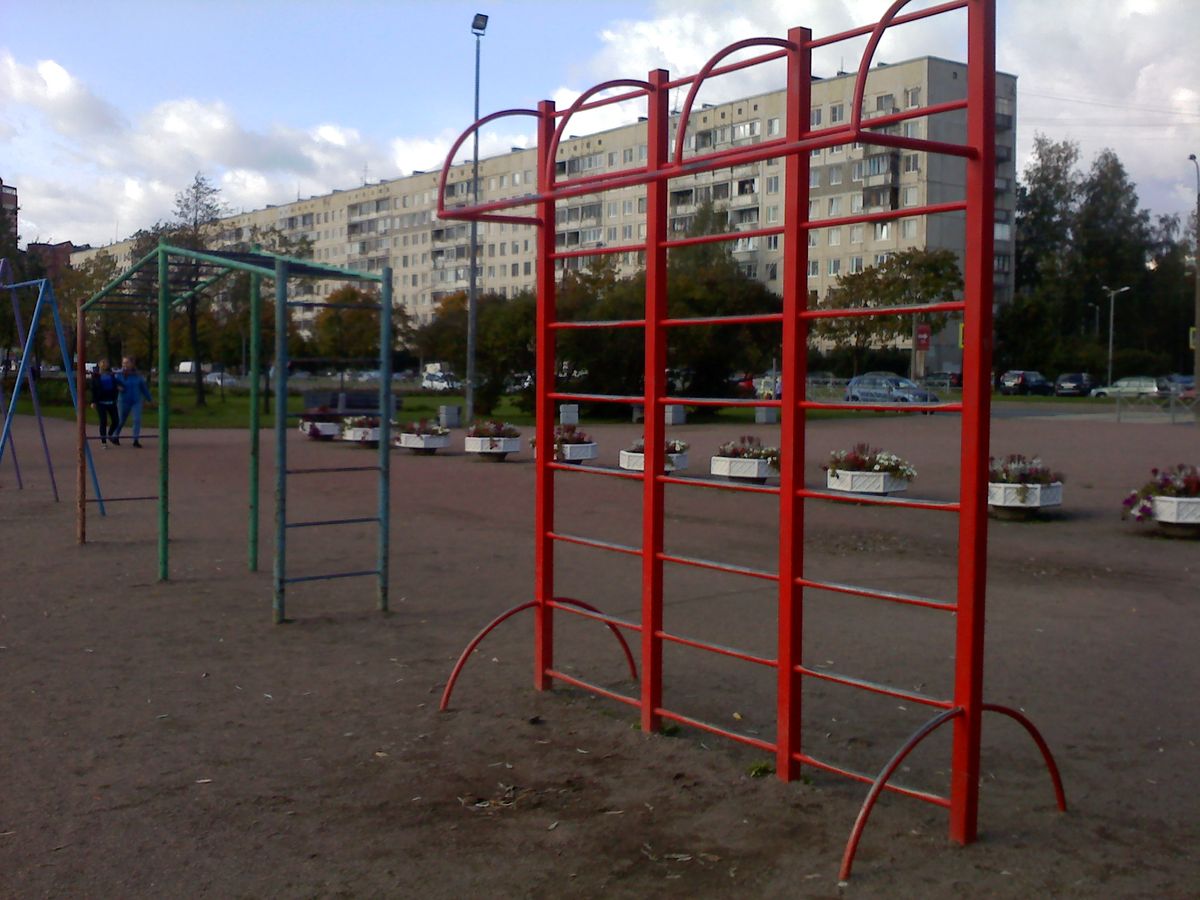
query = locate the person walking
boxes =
[114,356,153,448]
[90,359,121,447]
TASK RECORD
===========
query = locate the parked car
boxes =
[1090,376,1166,398]
[203,372,239,387]
[1163,373,1195,395]
[421,372,460,392]
[1053,372,1096,397]
[924,371,962,389]
[999,370,1053,395]
[844,372,939,404]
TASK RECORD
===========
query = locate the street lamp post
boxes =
[1189,154,1199,392]
[1102,284,1130,388]
[465,13,488,426]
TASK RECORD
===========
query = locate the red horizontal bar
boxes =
[548,530,641,556]
[798,400,962,413]
[796,664,953,709]
[658,551,778,582]
[793,751,951,808]
[550,318,645,330]
[797,487,961,513]
[546,669,641,707]
[663,224,784,250]
[656,628,777,668]
[551,87,647,118]
[660,396,780,408]
[660,473,779,496]
[860,98,968,131]
[800,300,965,321]
[551,243,636,261]
[547,599,641,632]
[85,495,156,504]
[548,462,644,482]
[857,130,976,159]
[806,200,967,231]
[547,392,641,405]
[796,576,957,613]
[661,312,783,327]
[807,0,967,48]
[656,708,777,753]
[551,163,650,194]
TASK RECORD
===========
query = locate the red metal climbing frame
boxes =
[438,0,1064,879]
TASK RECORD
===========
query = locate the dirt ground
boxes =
[1,408,1197,898]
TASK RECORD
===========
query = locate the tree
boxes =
[313,286,382,362]
[58,251,121,366]
[171,172,226,405]
[1014,135,1081,296]
[812,248,962,375]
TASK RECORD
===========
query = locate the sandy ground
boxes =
[1,408,1197,898]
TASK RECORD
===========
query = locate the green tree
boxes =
[313,285,381,361]
[813,248,962,375]
[171,172,226,405]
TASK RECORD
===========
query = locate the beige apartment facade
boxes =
[74,56,1016,371]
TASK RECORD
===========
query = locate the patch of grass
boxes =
[747,760,776,778]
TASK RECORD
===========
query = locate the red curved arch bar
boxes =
[440,597,639,711]
[839,707,963,882]
[849,0,915,134]
[544,78,652,188]
[436,107,539,217]
[670,37,795,165]
[982,703,1068,812]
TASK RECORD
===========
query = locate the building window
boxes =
[829,167,843,186]
[767,117,781,136]
[766,175,780,194]
[828,258,841,276]
[830,103,845,124]
[849,255,864,273]
[903,154,920,173]
[902,186,919,207]
[809,169,820,188]
[766,235,779,250]
[852,161,864,182]
[809,200,819,218]
[827,197,841,216]
[807,260,819,277]
[766,205,780,224]
[874,221,892,240]
[902,120,921,139]
[828,228,842,246]
[904,86,921,108]
[876,93,895,111]
[809,231,819,248]
[623,148,634,163]
[766,262,778,281]
[851,194,864,214]
[850,224,864,244]
[901,218,918,239]
[607,201,618,218]
[829,144,844,155]
[810,107,822,127]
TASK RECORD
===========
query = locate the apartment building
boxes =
[1,177,18,241]
[73,56,1016,370]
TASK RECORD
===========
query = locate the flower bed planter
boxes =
[826,469,908,494]
[711,455,773,483]
[618,450,689,472]
[1151,496,1200,537]
[557,441,598,464]
[299,420,341,441]
[397,432,450,455]
[464,435,522,461]
[988,481,1062,519]
[341,426,381,446]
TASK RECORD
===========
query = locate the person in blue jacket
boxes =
[114,356,153,448]
[90,359,121,447]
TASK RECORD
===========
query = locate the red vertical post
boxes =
[534,100,558,691]
[776,26,812,782]
[950,0,996,844]
[640,69,670,734]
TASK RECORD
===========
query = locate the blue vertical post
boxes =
[377,268,393,612]
[0,283,47,471]
[11,281,55,498]
[273,259,289,623]
[157,247,170,579]
[248,271,262,571]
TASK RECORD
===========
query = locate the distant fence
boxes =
[1115,393,1198,425]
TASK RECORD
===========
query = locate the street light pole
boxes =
[1189,154,1199,393]
[466,13,488,426]
[1102,284,1130,388]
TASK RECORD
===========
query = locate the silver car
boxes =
[845,372,940,404]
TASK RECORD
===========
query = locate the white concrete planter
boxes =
[826,469,908,494]
[988,481,1063,509]
[618,450,689,472]
[711,456,773,482]
[299,420,340,441]
[557,442,598,464]
[398,432,450,454]
[1152,496,1200,531]
[340,426,381,445]
[464,435,521,460]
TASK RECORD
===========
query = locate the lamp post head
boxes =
[1190,153,1197,162]
[472,13,489,34]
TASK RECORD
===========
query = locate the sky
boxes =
[2,0,1198,250]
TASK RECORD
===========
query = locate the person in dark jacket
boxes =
[114,357,153,448]
[90,359,121,447]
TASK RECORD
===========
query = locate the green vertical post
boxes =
[377,268,393,612]
[157,245,170,581]
[248,270,262,571]
[273,260,288,623]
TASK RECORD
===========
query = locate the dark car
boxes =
[1053,372,1096,397]
[999,370,1053,396]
